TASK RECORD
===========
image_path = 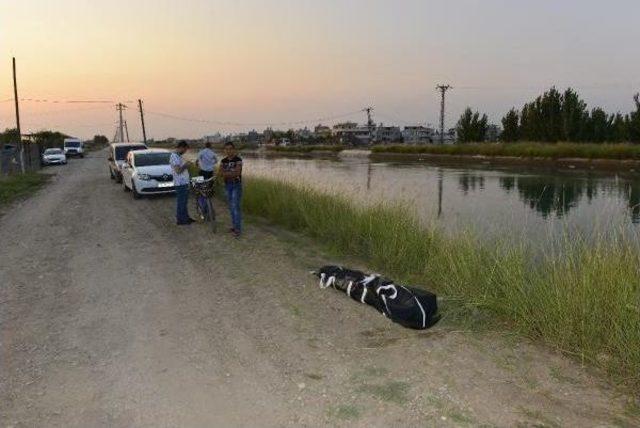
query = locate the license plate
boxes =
[158,182,174,188]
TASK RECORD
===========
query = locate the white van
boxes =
[63,138,85,158]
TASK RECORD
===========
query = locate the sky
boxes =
[1,0,639,140]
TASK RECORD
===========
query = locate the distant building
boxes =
[402,126,436,144]
[313,124,332,139]
[332,122,371,145]
[295,127,313,141]
[434,128,457,144]
[246,129,261,143]
[203,133,222,144]
[374,125,402,143]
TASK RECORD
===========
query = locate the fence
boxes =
[0,143,42,176]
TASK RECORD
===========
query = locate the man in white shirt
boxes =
[196,142,217,179]
[170,141,194,225]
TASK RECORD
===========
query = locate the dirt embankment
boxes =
[1,152,638,427]
[369,151,640,172]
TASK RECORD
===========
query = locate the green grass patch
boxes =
[358,381,410,404]
[372,142,640,160]
[0,172,49,207]
[267,144,346,153]
[241,176,640,391]
[327,404,361,420]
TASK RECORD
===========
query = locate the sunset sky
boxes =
[1,0,639,140]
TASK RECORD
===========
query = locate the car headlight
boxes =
[137,173,151,181]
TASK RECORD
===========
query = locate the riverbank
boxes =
[262,143,640,171]
[266,145,346,154]
[372,142,640,160]
[0,172,49,209]
[241,175,640,392]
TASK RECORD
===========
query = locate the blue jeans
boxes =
[175,184,190,224]
[225,181,243,232]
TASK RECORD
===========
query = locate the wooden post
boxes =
[138,99,147,144]
[12,57,25,173]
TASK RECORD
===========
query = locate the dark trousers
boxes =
[200,169,214,179]
[175,184,190,224]
[225,181,243,232]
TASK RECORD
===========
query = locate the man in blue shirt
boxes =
[196,142,217,179]
[170,141,194,226]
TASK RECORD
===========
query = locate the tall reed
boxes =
[372,142,640,160]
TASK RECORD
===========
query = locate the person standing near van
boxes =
[219,142,243,237]
[170,141,194,226]
[196,142,217,179]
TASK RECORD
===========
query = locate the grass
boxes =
[371,142,640,160]
[0,172,49,208]
[266,144,346,153]
[241,176,640,391]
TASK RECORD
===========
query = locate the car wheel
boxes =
[132,183,141,199]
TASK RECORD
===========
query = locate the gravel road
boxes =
[1,152,637,427]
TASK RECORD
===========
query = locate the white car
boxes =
[63,138,85,158]
[41,148,67,165]
[121,149,176,199]
[108,142,148,183]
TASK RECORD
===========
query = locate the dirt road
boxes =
[1,152,637,427]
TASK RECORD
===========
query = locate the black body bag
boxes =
[315,266,440,330]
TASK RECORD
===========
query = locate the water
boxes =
[243,152,640,244]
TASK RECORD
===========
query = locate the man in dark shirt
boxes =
[218,142,243,237]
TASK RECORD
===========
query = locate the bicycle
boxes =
[190,176,217,233]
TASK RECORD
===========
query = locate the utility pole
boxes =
[124,120,130,142]
[116,103,127,143]
[436,84,452,145]
[364,106,375,144]
[138,99,147,144]
[12,57,25,173]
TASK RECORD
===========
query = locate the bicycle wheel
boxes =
[206,198,216,233]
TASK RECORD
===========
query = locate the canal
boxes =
[244,152,640,244]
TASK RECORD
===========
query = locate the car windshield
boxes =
[134,152,171,167]
[44,149,63,155]
[115,145,146,160]
[65,141,81,148]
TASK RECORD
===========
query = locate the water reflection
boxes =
[458,173,485,194]
[245,154,640,241]
[492,174,640,222]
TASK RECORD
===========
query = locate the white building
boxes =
[332,122,371,145]
[375,125,402,143]
[402,126,436,144]
[203,133,222,144]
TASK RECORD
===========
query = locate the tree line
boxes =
[456,88,640,143]
[0,128,108,149]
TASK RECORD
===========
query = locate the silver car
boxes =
[41,148,67,165]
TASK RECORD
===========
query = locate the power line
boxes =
[1,105,112,117]
[17,98,133,104]
[144,109,364,128]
